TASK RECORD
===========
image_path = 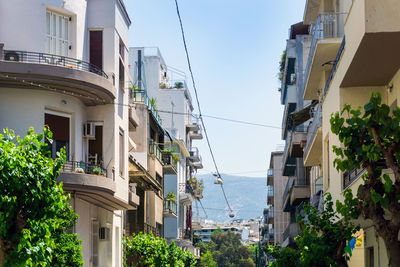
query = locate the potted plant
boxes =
[166,191,176,202]
[174,82,184,89]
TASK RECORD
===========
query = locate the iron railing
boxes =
[2,50,108,78]
[178,182,194,196]
[164,199,177,214]
[304,103,322,157]
[282,178,295,203]
[130,90,163,126]
[343,167,365,189]
[304,12,347,95]
[162,152,178,170]
[324,37,346,95]
[149,142,163,162]
[61,161,108,177]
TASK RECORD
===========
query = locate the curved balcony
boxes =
[57,161,132,210]
[0,48,115,106]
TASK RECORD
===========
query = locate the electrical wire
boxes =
[197,199,208,218]
[173,0,234,215]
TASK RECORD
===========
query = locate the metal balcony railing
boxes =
[282,178,295,203]
[149,142,163,162]
[61,161,108,177]
[304,12,347,93]
[164,199,177,214]
[324,37,346,95]
[162,152,178,170]
[304,103,322,157]
[2,50,108,78]
[130,90,163,126]
[189,147,199,159]
[178,181,195,196]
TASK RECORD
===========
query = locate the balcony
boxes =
[178,182,195,203]
[186,118,200,132]
[129,184,140,207]
[282,128,307,176]
[282,223,300,247]
[189,124,203,140]
[0,47,114,106]
[57,161,132,210]
[340,0,400,87]
[303,12,347,100]
[304,103,323,166]
[268,186,274,205]
[189,147,200,162]
[162,152,178,175]
[163,199,178,218]
[130,90,163,127]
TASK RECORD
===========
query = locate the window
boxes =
[46,11,70,56]
[119,129,124,177]
[44,113,70,159]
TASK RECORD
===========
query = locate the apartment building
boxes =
[301,0,400,265]
[128,47,203,256]
[0,0,135,265]
[265,151,290,246]
[279,21,312,248]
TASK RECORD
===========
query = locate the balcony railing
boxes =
[282,178,295,203]
[2,50,108,78]
[324,37,346,95]
[343,168,365,190]
[189,147,200,160]
[130,90,163,126]
[178,181,195,196]
[304,103,322,157]
[283,223,300,243]
[267,168,274,177]
[304,12,347,94]
[164,199,177,215]
[61,161,108,177]
[162,152,178,170]
[149,142,163,162]
[268,187,274,197]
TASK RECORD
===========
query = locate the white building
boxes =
[128,47,203,256]
[0,0,137,266]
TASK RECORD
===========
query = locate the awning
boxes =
[289,100,318,127]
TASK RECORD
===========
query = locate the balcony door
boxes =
[89,31,103,70]
[46,10,70,56]
[44,113,70,160]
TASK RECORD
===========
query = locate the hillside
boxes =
[194,174,268,223]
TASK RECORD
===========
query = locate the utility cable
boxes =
[173,0,234,215]
[198,199,208,218]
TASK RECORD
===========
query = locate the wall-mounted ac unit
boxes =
[99,227,110,241]
[83,122,95,139]
[4,51,24,62]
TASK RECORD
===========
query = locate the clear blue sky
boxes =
[125,0,306,177]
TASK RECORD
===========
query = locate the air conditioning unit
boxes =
[290,73,296,84]
[4,51,24,62]
[83,122,95,139]
[99,227,110,241]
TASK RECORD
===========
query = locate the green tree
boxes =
[123,232,196,267]
[206,230,255,267]
[0,128,83,266]
[199,250,217,267]
[331,92,400,266]
[268,194,359,267]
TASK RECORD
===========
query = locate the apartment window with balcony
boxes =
[46,10,70,56]
[44,113,70,159]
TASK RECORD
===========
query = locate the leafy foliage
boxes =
[0,128,82,266]
[278,49,286,82]
[123,232,196,267]
[268,194,359,267]
[199,250,217,267]
[330,92,400,266]
[200,230,255,267]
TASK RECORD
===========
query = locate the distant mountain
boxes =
[194,174,267,223]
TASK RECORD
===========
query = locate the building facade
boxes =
[0,0,135,266]
[128,47,203,256]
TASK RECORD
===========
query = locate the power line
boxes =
[173,0,234,215]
